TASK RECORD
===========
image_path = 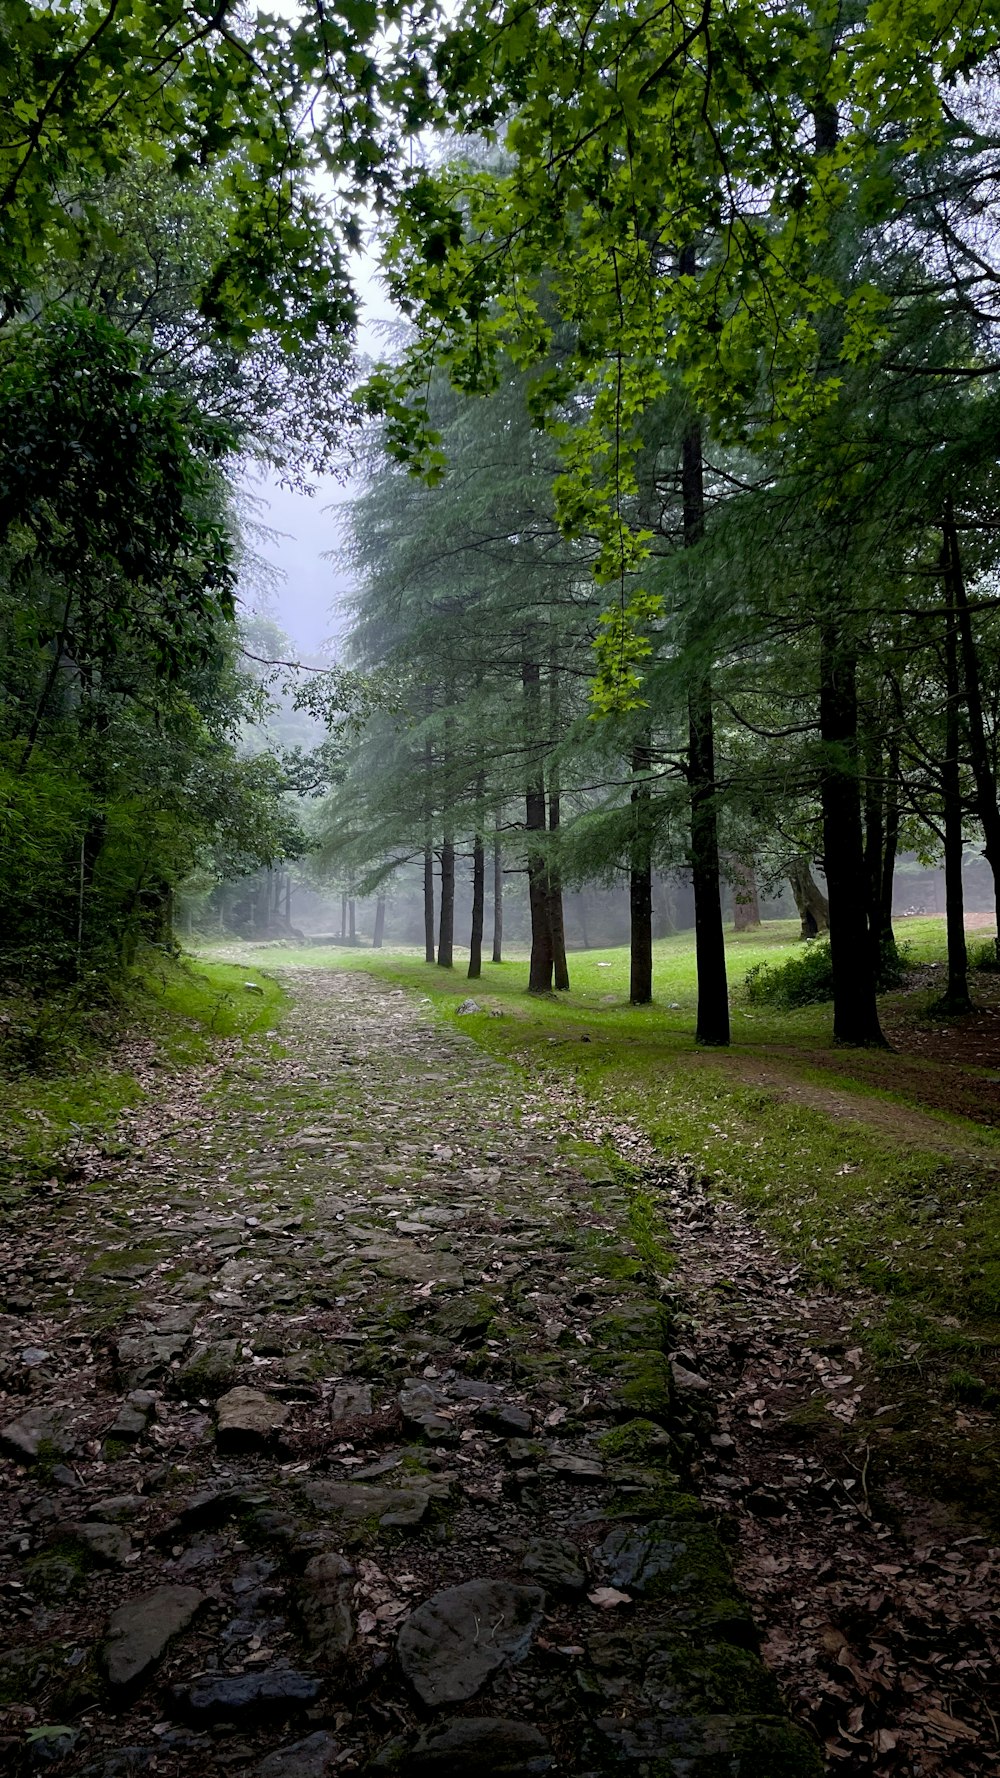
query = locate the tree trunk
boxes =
[340,890,347,942]
[863,725,885,982]
[730,857,761,931]
[819,616,886,1045]
[373,895,386,950]
[437,834,455,967]
[941,540,971,1010]
[548,784,570,991]
[423,715,435,962]
[469,832,484,979]
[523,657,553,992]
[651,874,675,937]
[492,823,503,963]
[881,733,900,949]
[423,845,435,963]
[946,503,1000,960]
[681,396,729,1046]
[787,857,830,937]
[348,898,356,943]
[630,737,653,1003]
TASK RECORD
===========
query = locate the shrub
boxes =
[743,936,908,1008]
[969,939,1000,974]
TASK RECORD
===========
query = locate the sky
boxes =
[243,252,397,660]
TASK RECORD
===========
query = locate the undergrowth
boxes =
[0,950,284,1200]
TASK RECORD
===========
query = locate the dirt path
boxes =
[711,1054,1000,1167]
[0,969,819,1778]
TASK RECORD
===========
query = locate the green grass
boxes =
[0,952,285,1200]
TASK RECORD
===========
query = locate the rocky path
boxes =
[0,969,822,1777]
[0,974,818,1778]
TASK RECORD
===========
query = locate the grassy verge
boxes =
[0,952,285,1200]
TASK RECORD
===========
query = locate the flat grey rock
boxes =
[331,1383,372,1418]
[397,1580,545,1705]
[0,1405,76,1462]
[522,1536,586,1594]
[598,1522,686,1594]
[371,1718,552,1775]
[177,1339,240,1395]
[300,1477,434,1529]
[170,1667,322,1723]
[101,1584,206,1691]
[115,1333,188,1383]
[73,1520,132,1565]
[90,1493,147,1521]
[479,1402,533,1437]
[257,1731,340,1777]
[296,1551,354,1664]
[548,1453,605,1482]
[215,1386,290,1450]
[106,1402,149,1441]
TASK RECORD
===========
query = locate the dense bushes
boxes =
[743,937,909,1009]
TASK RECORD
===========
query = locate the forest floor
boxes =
[0,941,998,1777]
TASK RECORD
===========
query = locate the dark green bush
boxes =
[743,936,908,1008]
[969,939,1000,973]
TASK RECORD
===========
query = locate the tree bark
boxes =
[942,545,971,1010]
[787,857,830,937]
[863,725,885,982]
[423,844,435,963]
[730,857,761,931]
[946,503,1000,960]
[547,783,570,991]
[523,656,553,992]
[819,615,886,1045]
[492,823,503,963]
[469,832,484,979]
[373,895,386,950]
[630,736,653,1003]
[681,391,729,1046]
[348,897,356,944]
[437,833,455,967]
[547,661,569,990]
[881,733,900,949]
[340,890,347,942]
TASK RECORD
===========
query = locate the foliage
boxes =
[744,937,909,1009]
[0,308,293,981]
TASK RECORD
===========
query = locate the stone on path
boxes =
[0,1404,76,1462]
[257,1732,340,1778]
[296,1551,355,1664]
[177,1340,240,1396]
[548,1453,606,1482]
[106,1390,156,1442]
[101,1584,206,1692]
[370,1718,552,1776]
[331,1383,372,1419]
[397,1579,545,1705]
[72,1520,132,1565]
[215,1386,290,1450]
[479,1402,533,1437]
[170,1667,322,1724]
[300,1477,436,1530]
[115,1333,188,1385]
[522,1536,587,1595]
